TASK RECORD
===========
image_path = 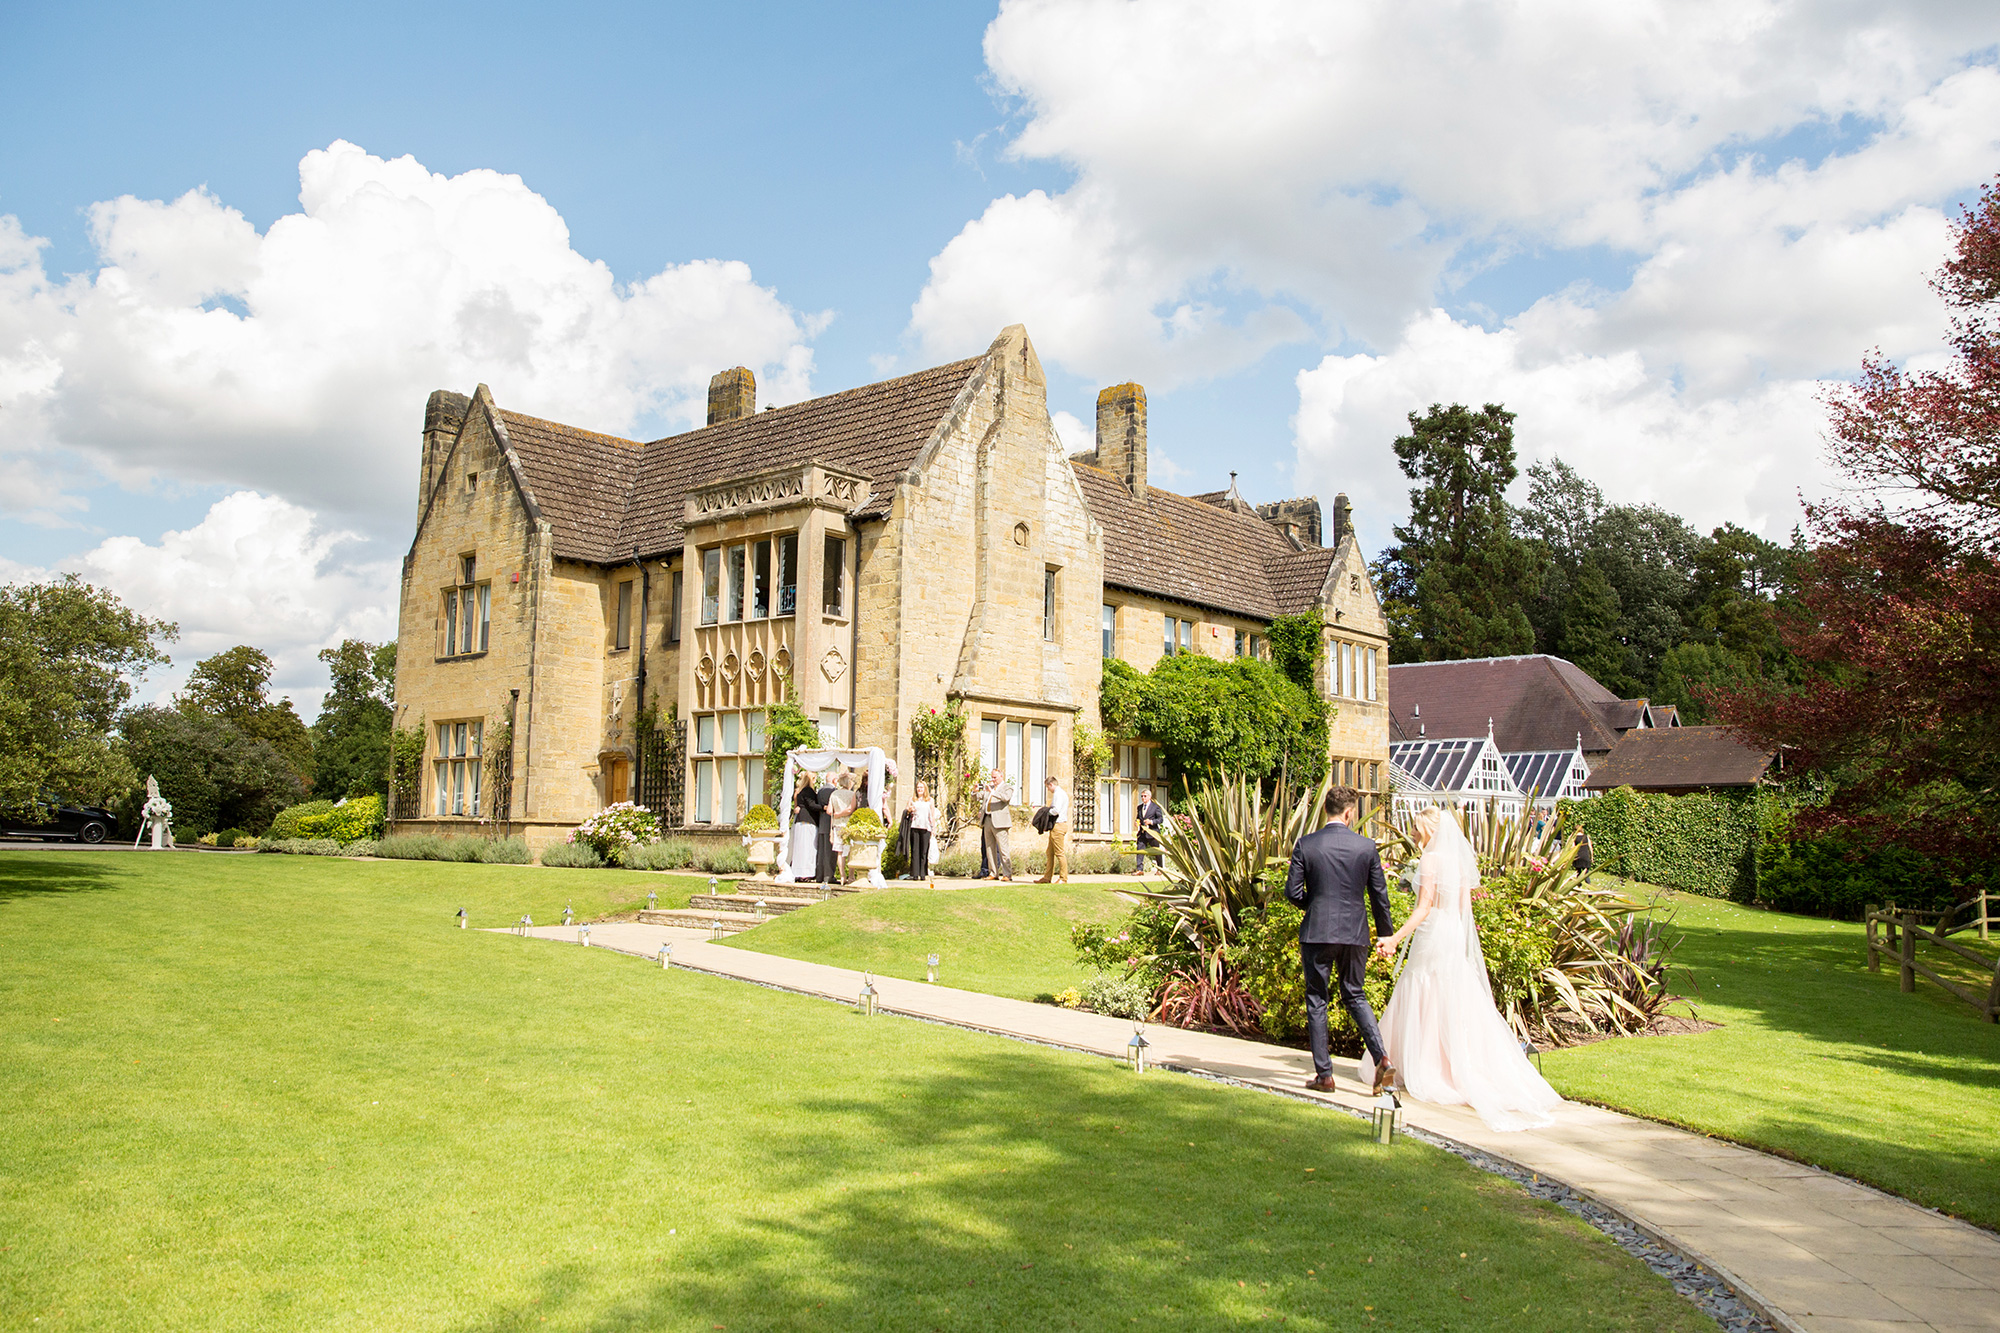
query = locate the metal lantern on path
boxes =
[456,908,467,930]
[578,924,592,947]
[926,953,940,984]
[647,890,658,911]
[1127,1019,1151,1073]
[1372,1092,1402,1145]
[658,941,673,970]
[859,972,880,1017]
[709,919,723,941]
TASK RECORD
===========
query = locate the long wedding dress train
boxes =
[1358,820,1563,1132]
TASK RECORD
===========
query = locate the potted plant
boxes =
[841,806,888,874]
[740,803,781,876]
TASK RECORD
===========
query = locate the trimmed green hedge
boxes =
[1557,787,1760,899]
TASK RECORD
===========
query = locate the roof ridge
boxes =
[497,407,644,450]
[645,355,984,448]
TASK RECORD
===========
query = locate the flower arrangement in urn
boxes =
[739,803,781,877]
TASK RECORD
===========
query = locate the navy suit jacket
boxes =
[1283,820,1393,946]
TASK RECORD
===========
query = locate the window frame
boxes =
[1042,567,1059,642]
[822,534,847,617]
[1101,603,1116,659]
[614,580,633,651]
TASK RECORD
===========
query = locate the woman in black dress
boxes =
[790,770,827,883]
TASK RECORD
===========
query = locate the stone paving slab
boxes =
[504,919,2000,1333]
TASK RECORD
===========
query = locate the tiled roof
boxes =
[1072,463,1333,620]
[1388,654,1636,754]
[495,411,642,564]
[1582,726,1774,791]
[488,359,983,564]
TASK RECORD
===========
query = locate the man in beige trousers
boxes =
[980,776,1015,880]
[1036,774,1069,883]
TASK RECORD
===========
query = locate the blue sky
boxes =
[2,1,1995,710]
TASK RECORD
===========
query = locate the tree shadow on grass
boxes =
[451,1042,1715,1333]
[1657,914,2000,1070]
[0,853,139,903]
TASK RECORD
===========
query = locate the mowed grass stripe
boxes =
[2,852,1714,1331]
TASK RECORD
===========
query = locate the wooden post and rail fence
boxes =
[1864,892,1998,1023]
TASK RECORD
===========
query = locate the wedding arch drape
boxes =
[774,747,889,885]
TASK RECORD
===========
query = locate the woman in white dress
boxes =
[785,769,821,883]
[1360,806,1563,1132]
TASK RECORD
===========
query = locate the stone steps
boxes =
[689,893,816,916]
[637,908,766,935]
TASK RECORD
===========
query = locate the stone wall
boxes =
[392,388,538,828]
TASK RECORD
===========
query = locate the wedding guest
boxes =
[788,769,824,883]
[981,773,1015,880]
[905,780,936,879]
[1036,775,1069,884]
[827,772,860,882]
[1136,787,1167,874]
[1573,828,1595,877]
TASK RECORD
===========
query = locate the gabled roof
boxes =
[1388,736,1521,798]
[1388,654,1639,755]
[1073,463,1335,620]
[479,358,984,565]
[1505,749,1589,801]
[1582,726,1774,792]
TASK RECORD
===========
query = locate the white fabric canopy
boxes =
[775,747,889,886]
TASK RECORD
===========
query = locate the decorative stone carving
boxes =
[721,653,741,683]
[746,648,767,681]
[820,647,847,683]
[695,655,715,686]
[772,647,792,680]
[824,473,862,503]
[691,473,806,515]
[1013,521,1030,546]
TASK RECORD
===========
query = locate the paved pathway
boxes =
[513,920,2000,1333]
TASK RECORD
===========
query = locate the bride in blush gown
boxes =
[1358,806,1563,1132]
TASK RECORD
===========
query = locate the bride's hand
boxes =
[1374,936,1396,959]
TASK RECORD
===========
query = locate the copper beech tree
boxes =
[1709,179,2000,883]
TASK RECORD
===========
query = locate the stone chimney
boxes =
[707,367,756,425]
[1332,493,1352,547]
[1256,496,1323,547]
[1095,382,1147,498]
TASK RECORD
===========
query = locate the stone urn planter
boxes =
[844,839,885,873]
[742,833,779,877]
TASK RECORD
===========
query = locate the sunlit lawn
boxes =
[0,850,1715,1331]
[724,880,1137,998]
[1546,886,2000,1230]
[728,870,2000,1230]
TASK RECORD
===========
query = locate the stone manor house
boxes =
[389,325,1391,857]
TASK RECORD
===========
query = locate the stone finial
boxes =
[1095,382,1147,499]
[707,367,756,425]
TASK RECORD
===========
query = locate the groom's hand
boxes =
[1374,937,1395,960]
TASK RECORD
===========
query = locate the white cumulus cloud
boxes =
[0,142,826,713]
[911,0,2000,538]
[0,140,823,535]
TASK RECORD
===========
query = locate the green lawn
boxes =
[0,850,1716,1332]
[727,872,2000,1231]
[723,881,1138,999]
[1547,887,2000,1230]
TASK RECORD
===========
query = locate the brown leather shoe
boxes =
[1304,1073,1338,1093]
[1371,1060,1397,1096]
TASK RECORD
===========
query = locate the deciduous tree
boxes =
[311,640,394,799]
[177,646,314,785]
[0,576,174,815]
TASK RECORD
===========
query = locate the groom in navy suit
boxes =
[1284,784,1395,1095]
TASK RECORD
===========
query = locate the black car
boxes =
[3,794,117,843]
